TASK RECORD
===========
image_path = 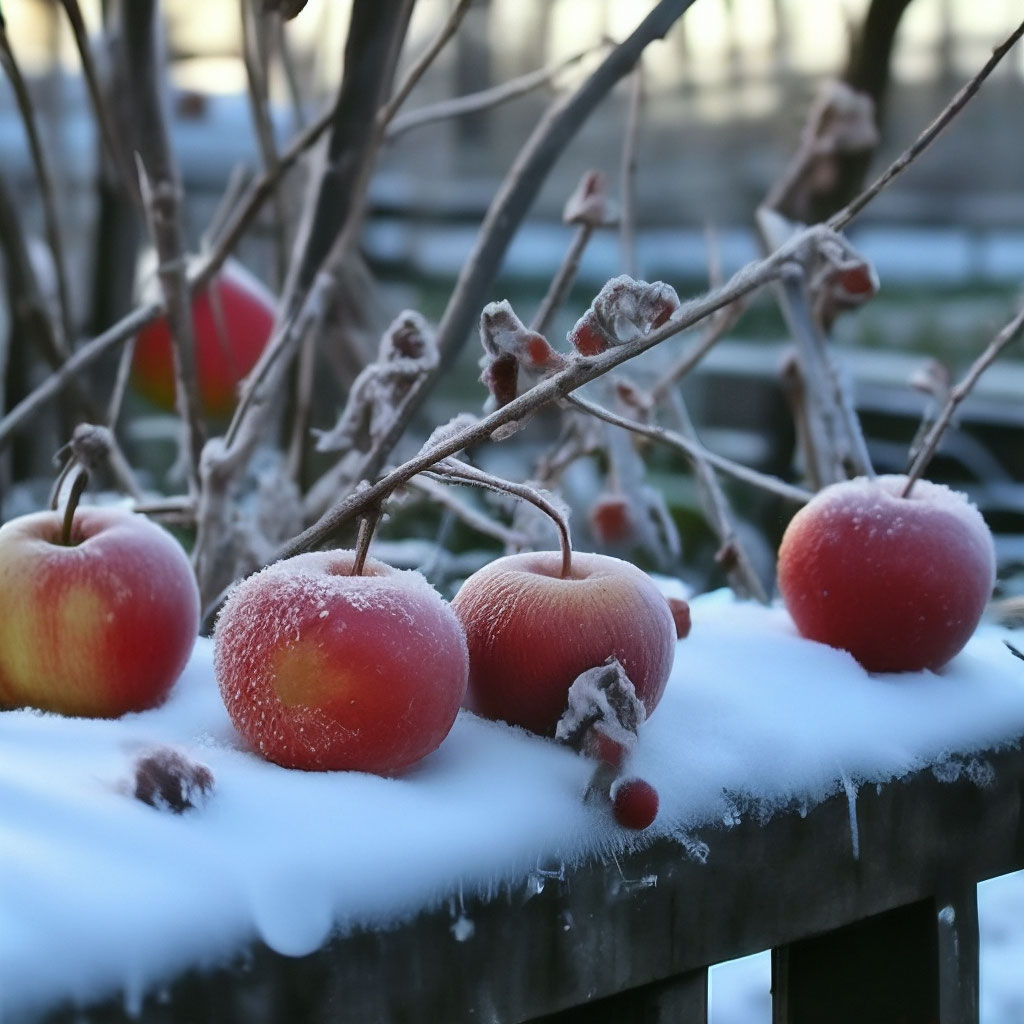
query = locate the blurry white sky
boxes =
[1,0,1021,108]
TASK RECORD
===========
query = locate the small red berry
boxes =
[666,597,691,639]
[612,778,659,830]
[589,494,633,545]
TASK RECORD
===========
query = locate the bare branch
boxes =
[385,45,598,142]
[377,0,473,130]
[829,19,1024,231]
[57,0,139,203]
[429,458,572,579]
[407,475,527,548]
[619,64,643,277]
[276,222,830,559]
[663,390,769,602]
[566,393,813,506]
[0,10,73,335]
[120,1,204,492]
[903,299,1024,495]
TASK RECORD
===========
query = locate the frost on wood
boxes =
[132,747,214,814]
[315,310,438,452]
[478,300,566,410]
[556,657,647,765]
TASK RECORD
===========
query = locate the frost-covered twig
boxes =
[407,475,527,548]
[531,170,610,336]
[57,0,139,202]
[426,458,573,579]
[377,0,472,131]
[566,392,812,505]
[619,64,643,278]
[240,0,288,286]
[433,0,697,373]
[385,45,599,142]
[0,12,72,337]
[276,223,829,559]
[757,210,874,484]
[829,19,1024,232]
[664,391,768,602]
[121,1,204,493]
[903,300,1024,496]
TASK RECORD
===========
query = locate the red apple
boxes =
[777,475,995,672]
[452,551,676,736]
[0,507,200,717]
[131,259,276,419]
[213,550,469,773]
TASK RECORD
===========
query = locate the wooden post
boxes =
[771,889,980,1024]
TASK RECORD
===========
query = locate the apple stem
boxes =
[60,468,89,546]
[423,457,573,579]
[351,508,382,577]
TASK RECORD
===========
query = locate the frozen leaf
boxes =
[132,747,214,814]
[478,300,565,408]
[556,657,646,760]
[316,311,436,453]
[563,169,610,227]
[576,276,680,348]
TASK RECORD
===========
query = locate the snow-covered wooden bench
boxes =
[4,591,1024,1023]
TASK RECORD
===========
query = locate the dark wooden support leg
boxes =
[533,968,708,1024]
[936,882,979,1024]
[772,890,980,1024]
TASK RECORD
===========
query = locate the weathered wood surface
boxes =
[36,744,1024,1024]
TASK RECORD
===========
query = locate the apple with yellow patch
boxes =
[213,551,469,773]
[0,507,200,717]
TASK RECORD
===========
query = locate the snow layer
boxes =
[3,590,1024,1020]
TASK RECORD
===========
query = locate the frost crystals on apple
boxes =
[132,746,214,814]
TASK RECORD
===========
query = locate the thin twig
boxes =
[0,10,73,337]
[664,390,769,602]
[272,11,307,130]
[829,19,1024,231]
[433,0,696,373]
[241,0,289,287]
[57,0,139,203]
[385,45,598,141]
[0,300,160,452]
[567,393,813,505]
[530,223,595,336]
[377,0,473,130]
[430,458,573,579]
[619,63,643,277]
[407,475,527,547]
[276,222,830,559]
[903,300,1024,495]
[121,1,204,493]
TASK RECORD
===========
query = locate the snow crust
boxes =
[3,589,1024,1020]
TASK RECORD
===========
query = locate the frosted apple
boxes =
[214,551,468,773]
[777,475,995,672]
[131,259,275,419]
[0,507,200,717]
[452,551,676,736]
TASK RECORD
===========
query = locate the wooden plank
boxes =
[531,969,708,1023]
[36,744,1024,1024]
